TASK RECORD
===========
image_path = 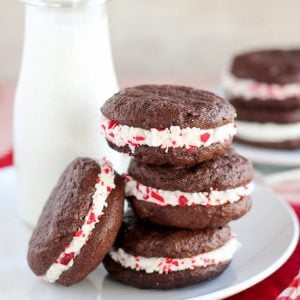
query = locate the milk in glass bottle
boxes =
[14,0,126,227]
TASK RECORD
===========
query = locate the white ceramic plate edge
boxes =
[234,143,300,167]
[266,169,300,184]
[188,192,299,300]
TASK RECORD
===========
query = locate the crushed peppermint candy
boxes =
[125,175,253,207]
[223,73,300,100]
[109,236,240,274]
[100,117,237,152]
[44,158,115,283]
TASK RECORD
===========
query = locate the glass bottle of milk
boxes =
[14,0,126,227]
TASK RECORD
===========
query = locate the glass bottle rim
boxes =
[20,0,106,7]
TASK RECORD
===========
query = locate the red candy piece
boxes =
[151,191,164,203]
[104,167,110,174]
[107,186,112,192]
[128,140,137,147]
[166,258,179,266]
[74,230,83,237]
[60,252,75,265]
[189,146,196,152]
[135,136,145,141]
[172,261,179,266]
[87,212,96,224]
[108,120,119,129]
[179,195,188,207]
[200,132,210,143]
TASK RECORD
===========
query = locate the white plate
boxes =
[266,168,300,184]
[0,168,299,300]
[234,143,300,167]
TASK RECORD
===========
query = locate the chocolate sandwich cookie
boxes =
[223,49,300,149]
[104,213,240,289]
[125,148,253,230]
[101,85,237,165]
[27,157,124,286]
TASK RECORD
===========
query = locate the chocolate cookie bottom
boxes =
[237,107,300,124]
[104,255,230,289]
[107,139,232,166]
[235,137,300,150]
[128,196,251,230]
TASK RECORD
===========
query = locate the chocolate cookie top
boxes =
[115,213,231,258]
[28,158,99,275]
[231,49,300,84]
[27,157,124,285]
[127,148,253,192]
[101,85,235,129]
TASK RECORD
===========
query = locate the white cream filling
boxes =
[44,159,116,283]
[223,73,300,100]
[236,120,300,142]
[109,237,240,274]
[125,175,253,207]
[100,117,237,152]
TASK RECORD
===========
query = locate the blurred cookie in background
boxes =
[223,49,300,149]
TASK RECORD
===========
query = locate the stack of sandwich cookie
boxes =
[101,84,254,289]
[27,158,124,286]
[26,84,253,289]
[223,49,300,149]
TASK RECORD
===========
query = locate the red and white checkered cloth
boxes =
[274,177,300,300]
[228,176,300,300]
[276,272,300,300]
[0,150,13,168]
